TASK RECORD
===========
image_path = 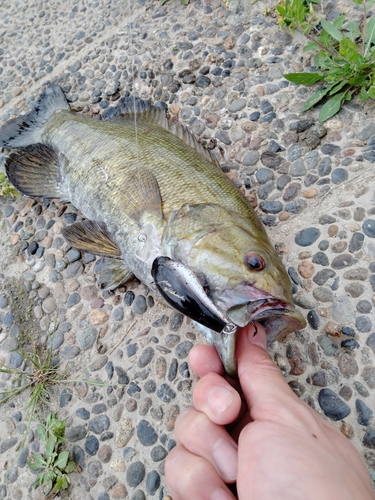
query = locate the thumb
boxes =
[236,323,299,420]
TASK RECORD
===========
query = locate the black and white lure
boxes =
[151,256,239,375]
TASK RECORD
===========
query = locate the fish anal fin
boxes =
[124,168,163,224]
[95,257,134,291]
[5,143,61,198]
[61,220,121,258]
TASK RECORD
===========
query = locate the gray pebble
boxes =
[60,388,73,408]
[146,470,160,495]
[126,461,145,487]
[66,248,81,262]
[138,347,155,368]
[60,345,81,358]
[133,295,147,314]
[355,316,372,333]
[363,219,375,238]
[67,292,81,308]
[85,435,99,455]
[137,420,158,446]
[318,388,350,420]
[175,341,193,359]
[157,383,176,402]
[295,227,320,246]
[76,408,90,420]
[65,425,87,442]
[0,437,18,454]
[77,327,98,350]
[89,415,110,434]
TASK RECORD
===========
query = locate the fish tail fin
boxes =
[0,83,69,148]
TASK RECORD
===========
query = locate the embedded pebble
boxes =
[318,389,351,420]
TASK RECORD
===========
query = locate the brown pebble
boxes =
[91,297,105,309]
[317,306,331,318]
[328,225,339,237]
[11,234,20,245]
[325,321,341,337]
[156,356,167,379]
[299,251,312,259]
[341,422,354,439]
[303,279,314,292]
[224,34,235,49]
[115,416,134,448]
[112,295,121,305]
[298,261,314,279]
[279,212,290,221]
[241,121,256,133]
[89,309,109,325]
[42,297,56,314]
[302,189,318,198]
[125,398,137,412]
[98,445,112,463]
[205,113,220,128]
[165,404,180,431]
[256,86,265,96]
[74,381,88,399]
[338,352,358,377]
[274,242,289,254]
[110,483,127,499]
[249,136,262,150]
[81,285,98,301]
[332,241,347,253]
[42,236,53,249]
[287,344,306,376]
[343,148,355,157]
[170,105,180,115]
[247,192,258,208]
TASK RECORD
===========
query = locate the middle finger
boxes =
[175,407,238,483]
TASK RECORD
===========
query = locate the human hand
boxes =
[166,323,375,500]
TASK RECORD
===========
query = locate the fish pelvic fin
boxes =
[0,83,69,148]
[124,168,163,225]
[61,220,122,258]
[5,143,61,198]
[95,257,134,291]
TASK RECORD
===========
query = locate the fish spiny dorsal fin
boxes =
[0,84,69,148]
[5,143,61,198]
[122,168,163,225]
[103,97,220,168]
[61,220,122,258]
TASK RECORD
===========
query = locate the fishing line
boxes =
[127,0,140,172]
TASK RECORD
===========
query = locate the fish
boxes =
[0,83,306,376]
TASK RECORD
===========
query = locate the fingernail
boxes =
[212,438,238,482]
[211,487,235,500]
[247,323,267,350]
[207,386,236,416]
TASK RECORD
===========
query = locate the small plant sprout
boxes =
[28,413,80,498]
[277,0,375,121]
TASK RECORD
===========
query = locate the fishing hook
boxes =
[251,321,258,337]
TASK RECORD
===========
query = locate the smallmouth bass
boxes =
[0,84,306,376]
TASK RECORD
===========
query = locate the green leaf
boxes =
[302,83,336,110]
[28,454,47,470]
[160,0,168,5]
[37,424,46,443]
[283,72,323,85]
[321,18,343,41]
[276,5,286,15]
[352,0,363,4]
[339,38,360,62]
[333,14,346,29]
[319,91,347,121]
[65,460,79,473]
[328,80,349,95]
[303,41,319,51]
[360,87,369,100]
[180,0,189,4]
[45,435,57,458]
[368,86,375,99]
[365,17,375,56]
[55,450,69,470]
[44,479,53,495]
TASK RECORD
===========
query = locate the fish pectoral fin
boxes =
[96,257,134,291]
[5,143,61,198]
[123,168,163,224]
[61,220,121,258]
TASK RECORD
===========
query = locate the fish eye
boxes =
[245,253,266,271]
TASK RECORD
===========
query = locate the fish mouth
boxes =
[227,299,306,344]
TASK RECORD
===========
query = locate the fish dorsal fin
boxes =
[123,168,163,225]
[103,98,220,168]
[94,257,134,291]
[0,83,69,148]
[61,220,121,258]
[5,143,61,198]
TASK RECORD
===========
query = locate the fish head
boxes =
[166,203,306,348]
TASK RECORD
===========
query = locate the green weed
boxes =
[277,0,375,121]
[0,172,19,198]
[28,413,80,499]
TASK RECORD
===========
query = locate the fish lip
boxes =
[226,298,294,327]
